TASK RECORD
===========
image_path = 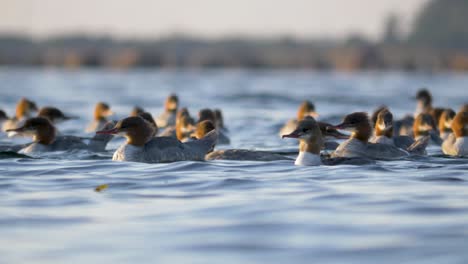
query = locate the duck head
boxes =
[16,98,38,120]
[329,112,372,143]
[414,89,432,114]
[38,106,74,124]
[438,109,456,134]
[451,111,468,138]
[297,101,318,120]
[94,102,113,121]
[165,94,179,113]
[6,117,56,145]
[97,116,154,146]
[192,120,216,140]
[413,113,436,138]
[282,116,324,154]
[374,108,393,137]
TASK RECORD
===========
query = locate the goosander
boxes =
[155,94,178,128]
[413,113,442,144]
[97,116,217,163]
[5,117,114,154]
[279,100,318,136]
[198,108,230,145]
[330,112,428,160]
[86,102,114,132]
[370,108,417,150]
[2,98,38,132]
[442,111,468,156]
[282,117,376,166]
[438,109,456,140]
[38,106,76,124]
[205,118,345,162]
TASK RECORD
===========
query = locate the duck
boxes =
[204,118,346,162]
[155,94,179,128]
[413,113,442,144]
[438,109,456,140]
[198,108,230,145]
[370,108,418,150]
[442,111,468,157]
[279,100,318,136]
[282,117,377,166]
[86,102,114,132]
[96,116,217,163]
[2,97,38,132]
[330,112,428,159]
[5,117,114,154]
[38,106,76,124]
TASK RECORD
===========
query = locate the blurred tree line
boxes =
[0,0,467,71]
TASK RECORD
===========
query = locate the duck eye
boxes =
[302,128,309,133]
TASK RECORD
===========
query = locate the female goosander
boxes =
[330,112,428,160]
[198,108,230,145]
[413,113,442,144]
[38,106,76,124]
[2,98,38,132]
[282,117,376,166]
[442,111,468,156]
[5,117,114,154]
[97,116,217,163]
[205,118,345,162]
[279,100,318,136]
[282,117,324,165]
[86,102,114,132]
[370,108,417,150]
[155,94,179,128]
[438,109,456,140]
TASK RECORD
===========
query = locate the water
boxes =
[1,68,468,264]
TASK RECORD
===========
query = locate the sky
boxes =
[0,0,430,40]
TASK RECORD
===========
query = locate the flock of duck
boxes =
[0,89,467,166]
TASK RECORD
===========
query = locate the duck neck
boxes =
[352,123,372,143]
[33,125,56,145]
[126,126,154,147]
[299,134,323,155]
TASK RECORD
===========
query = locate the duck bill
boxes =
[326,129,349,139]
[5,126,25,133]
[282,130,301,139]
[327,122,350,130]
[96,127,119,135]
